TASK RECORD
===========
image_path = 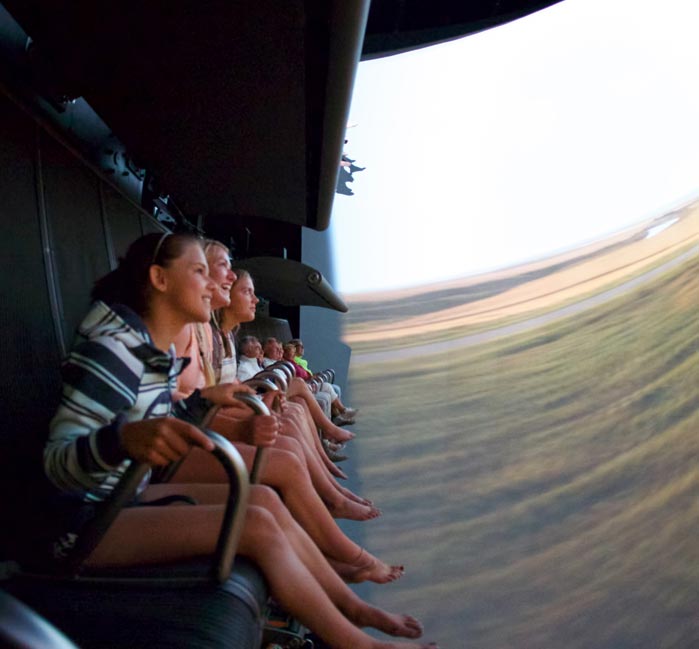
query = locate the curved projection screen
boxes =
[330,1,699,647]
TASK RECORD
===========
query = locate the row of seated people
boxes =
[277,338,357,426]
[39,232,437,649]
[235,335,357,462]
[238,335,356,425]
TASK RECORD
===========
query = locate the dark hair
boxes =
[91,232,201,316]
[229,267,251,284]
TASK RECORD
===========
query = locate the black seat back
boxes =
[0,90,166,560]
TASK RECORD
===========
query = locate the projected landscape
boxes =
[342,204,699,649]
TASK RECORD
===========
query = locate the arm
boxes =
[45,337,143,499]
[45,336,214,500]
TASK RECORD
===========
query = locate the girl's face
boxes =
[159,243,216,323]
[206,245,236,309]
[282,346,295,361]
[228,275,259,324]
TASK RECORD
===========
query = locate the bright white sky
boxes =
[329,0,699,295]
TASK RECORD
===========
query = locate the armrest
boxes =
[267,361,295,382]
[250,370,288,393]
[315,369,336,384]
[243,377,280,394]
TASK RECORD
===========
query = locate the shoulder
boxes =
[62,335,144,407]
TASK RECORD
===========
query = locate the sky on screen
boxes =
[330,0,699,294]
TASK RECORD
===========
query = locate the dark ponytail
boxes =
[91,232,201,316]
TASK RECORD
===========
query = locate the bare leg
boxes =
[277,409,374,508]
[249,487,411,625]
[86,496,224,567]
[178,405,372,507]
[287,378,355,443]
[202,400,372,508]
[88,485,429,649]
[240,499,433,649]
[283,400,349,479]
[170,446,391,578]
[245,443,381,529]
[274,434,374,509]
[281,401,347,479]
[174,436,378,521]
[209,405,347,481]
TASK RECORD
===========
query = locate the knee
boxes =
[244,505,284,548]
[250,484,285,511]
[249,485,295,525]
[276,434,304,457]
[285,401,303,417]
[291,377,309,394]
[280,418,303,440]
[274,448,305,479]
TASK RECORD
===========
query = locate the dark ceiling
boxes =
[363,0,564,59]
[0,0,563,233]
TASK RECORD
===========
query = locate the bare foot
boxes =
[328,463,348,480]
[323,424,355,443]
[324,439,346,452]
[337,485,374,507]
[337,550,404,584]
[327,498,380,521]
[357,607,423,639]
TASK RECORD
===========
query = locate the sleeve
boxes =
[44,338,141,498]
[294,363,312,380]
[172,389,213,426]
[235,359,259,383]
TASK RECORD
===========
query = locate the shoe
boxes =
[323,439,346,453]
[328,450,348,463]
[332,412,355,427]
[322,438,348,462]
[342,407,359,418]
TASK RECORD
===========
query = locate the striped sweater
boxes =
[44,301,210,501]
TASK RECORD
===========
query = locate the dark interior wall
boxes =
[0,90,62,473]
[40,131,111,350]
[0,90,165,546]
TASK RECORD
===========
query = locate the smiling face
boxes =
[156,242,216,324]
[227,272,259,324]
[205,243,236,309]
[264,338,283,361]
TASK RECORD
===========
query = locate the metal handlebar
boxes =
[250,370,288,393]
[69,430,250,584]
[232,392,272,484]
